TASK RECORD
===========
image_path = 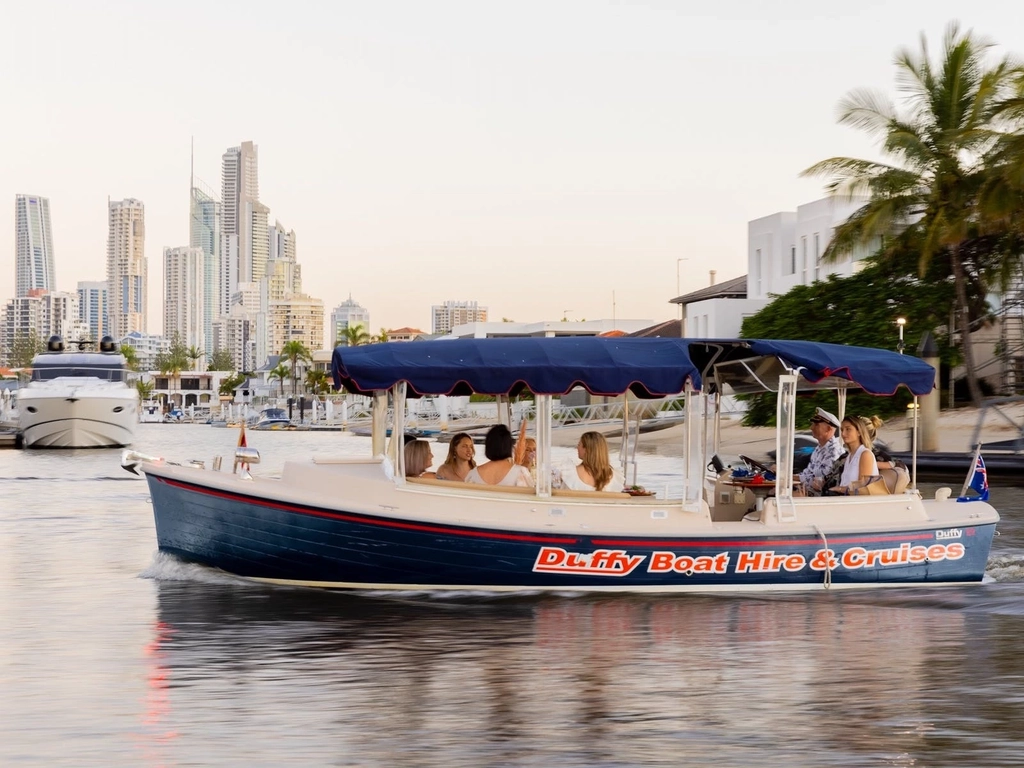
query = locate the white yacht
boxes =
[18,336,138,448]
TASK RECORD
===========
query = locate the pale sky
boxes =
[2,1,1021,338]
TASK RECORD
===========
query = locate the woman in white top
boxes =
[465,424,532,487]
[833,415,879,495]
[556,431,625,492]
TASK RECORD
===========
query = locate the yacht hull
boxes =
[19,383,137,448]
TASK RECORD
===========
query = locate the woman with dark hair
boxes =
[465,424,532,487]
[435,432,477,482]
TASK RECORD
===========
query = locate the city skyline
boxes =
[4,3,1024,333]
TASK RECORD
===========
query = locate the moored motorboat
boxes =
[20,336,137,448]
[140,400,163,423]
[126,337,999,592]
[251,407,293,430]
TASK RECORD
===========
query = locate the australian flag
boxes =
[957,452,989,502]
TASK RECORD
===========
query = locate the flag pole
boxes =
[959,442,982,499]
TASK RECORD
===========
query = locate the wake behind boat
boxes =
[125,337,998,593]
[20,336,137,449]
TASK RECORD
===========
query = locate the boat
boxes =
[123,337,998,592]
[18,336,137,448]
[140,400,163,423]
[251,407,293,430]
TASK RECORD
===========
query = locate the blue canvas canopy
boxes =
[332,337,699,398]
[331,337,936,398]
[743,339,936,396]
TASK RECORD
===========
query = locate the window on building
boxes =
[788,245,796,275]
[814,234,821,280]
[755,249,761,296]
[801,237,808,282]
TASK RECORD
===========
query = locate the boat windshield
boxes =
[31,363,127,383]
[260,408,288,420]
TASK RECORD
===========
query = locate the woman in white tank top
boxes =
[834,415,878,495]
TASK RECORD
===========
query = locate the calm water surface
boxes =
[2,424,1024,767]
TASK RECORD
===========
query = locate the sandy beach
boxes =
[551,402,1024,459]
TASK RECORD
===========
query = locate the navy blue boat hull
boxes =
[147,473,995,591]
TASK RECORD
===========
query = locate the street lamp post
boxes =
[896,317,907,354]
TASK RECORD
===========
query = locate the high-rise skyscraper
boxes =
[15,194,56,297]
[77,280,108,341]
[431,300,488,335]
[221,141,259,294]
[163,246,206,362]
[189,170,221,357]
[330,296,370,345]
[107,198,147,339]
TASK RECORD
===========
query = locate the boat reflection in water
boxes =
[145,577,1024,766]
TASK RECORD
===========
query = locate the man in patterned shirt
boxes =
[798,407,843,496]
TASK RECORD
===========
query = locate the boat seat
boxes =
[406,476,535,494]
[404,476,656,500]
[880,466,911,494]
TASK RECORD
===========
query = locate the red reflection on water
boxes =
[135,620,179,767]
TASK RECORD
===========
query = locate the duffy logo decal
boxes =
[533,547,646,576]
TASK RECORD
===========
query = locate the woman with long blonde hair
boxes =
[435,432,477,482]
[557,431,623,492]
[833,416,879,495]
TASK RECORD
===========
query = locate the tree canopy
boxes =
[803,22,1024,405]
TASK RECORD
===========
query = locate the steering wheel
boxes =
[738,454,772,475]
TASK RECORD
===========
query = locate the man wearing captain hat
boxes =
[798,407,844,495]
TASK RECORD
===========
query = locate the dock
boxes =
[0,430,21,449]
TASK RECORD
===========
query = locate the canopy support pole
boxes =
[535,394,552,498]
[371,391,387,457]
[776,374,798,522]
[388,383,407,482]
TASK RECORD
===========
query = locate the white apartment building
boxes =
[107,198,147,338]
[77,280,108,341]
[163,246,206,364]
[432,300,487,336]
[330,295,370,345]
[265,258,302,302]
[1,290,84,364]
[246,200,270,283]
[15,194,56,297]
[120,330,170,372]
[268,295,325,355]
[213,304,253,373]
[673,196,869,338]
[269,221,296,262]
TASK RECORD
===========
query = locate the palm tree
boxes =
[268,362,291,397]
[119,344,140,372]
[135,379,155,400]
[802,23,1019,406]
[279,340,312,396]
[337,323,371,347]
[305,369,331,396]
[156,334,190,404]
[186,345,204,372]
[372,328,390,344]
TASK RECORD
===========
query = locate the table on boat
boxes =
[723,478,802,511]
